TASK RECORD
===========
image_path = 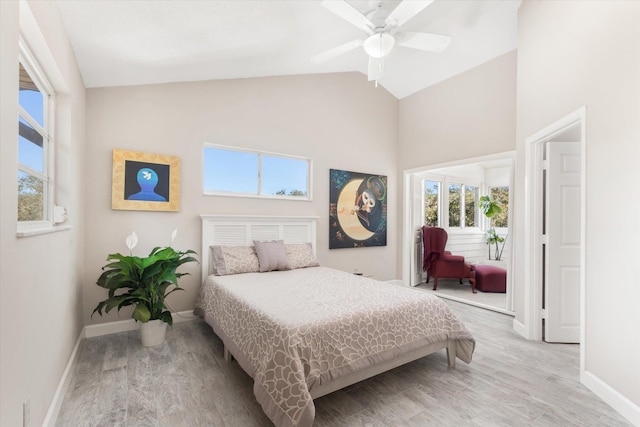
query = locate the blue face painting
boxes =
[127,168,167,202]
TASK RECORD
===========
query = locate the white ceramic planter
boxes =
[140,319,167,347]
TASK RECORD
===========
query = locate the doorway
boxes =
[402,151,516,314]
[524,107,586,345]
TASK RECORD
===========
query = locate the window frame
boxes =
[423,179,441,227]
[488,185,510,229]
[422,175,482,232]
[202,143,313,201]
[17,37,56,233]
[464,184,480,228]
[447,181,463,228]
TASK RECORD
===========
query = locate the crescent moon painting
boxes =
[329,169,387,249]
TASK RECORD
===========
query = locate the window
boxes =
[448,184,462,227]
[490,186,509,227]
[465,185,479,227]
[203,145,311,199]
[423,178,480,230]
[18,43,54,229]
[424,180,440,226]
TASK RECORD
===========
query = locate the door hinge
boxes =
[540,234,548,244]
[542,159,548,170]
[540,308,547,319]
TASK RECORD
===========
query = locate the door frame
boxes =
[523,107,586,357]
[402,151,516,314]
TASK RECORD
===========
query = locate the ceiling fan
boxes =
[312,0,452,85]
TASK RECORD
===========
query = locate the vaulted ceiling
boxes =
[56,0,520,99]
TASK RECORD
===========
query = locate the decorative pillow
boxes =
[285,243,320,269]
[253,240,291,272]
[210,245,260,276]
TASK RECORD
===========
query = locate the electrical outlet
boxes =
[23,397,30,427]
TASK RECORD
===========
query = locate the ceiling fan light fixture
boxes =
[363,33,395,58]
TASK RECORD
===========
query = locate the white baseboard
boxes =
[42,331,83,427]
[581,369,640,426]
[84,310,197,338]
[44,311,199,425]
[512,317,528,339]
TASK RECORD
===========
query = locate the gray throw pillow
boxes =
[253,240,291,272]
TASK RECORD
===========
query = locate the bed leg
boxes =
[446,341,457,368]
[223,345,232,362]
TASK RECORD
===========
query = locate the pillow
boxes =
[253,240,291,272]
[210,245,260,276]
[285,243,320,269]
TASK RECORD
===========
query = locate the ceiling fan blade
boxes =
[368,56,384,82]
[385,0,434,27]
[396,32,452,53]
[311,39,364,63]
[321,0,374,34]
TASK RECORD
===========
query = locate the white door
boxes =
[544,141,581,343]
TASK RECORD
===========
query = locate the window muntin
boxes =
[18,54,53,227]
[424,180,440,226]
[203,145,311,199]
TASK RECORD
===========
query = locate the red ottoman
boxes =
[474,265,506,293]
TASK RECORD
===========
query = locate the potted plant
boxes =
[479,195,507,261]
[92,230,198,347]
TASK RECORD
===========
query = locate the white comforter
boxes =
[195,266,475,427]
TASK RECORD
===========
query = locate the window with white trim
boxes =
[489,186,509,228]
[18,41,55,229]
[423,178,481,230]
[203,145,311,199]
[424,180,440,226]
[448,183,462,227]
[464,185,479,227]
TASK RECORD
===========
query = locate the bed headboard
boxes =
[200,215,318,279]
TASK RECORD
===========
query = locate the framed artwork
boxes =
[329,169,387,249]
[111,149,180,212]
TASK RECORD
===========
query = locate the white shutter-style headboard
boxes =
[200,215,318,279]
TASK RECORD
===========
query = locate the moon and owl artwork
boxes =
[329,169,387,249]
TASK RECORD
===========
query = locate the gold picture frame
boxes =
[111,149,180,212]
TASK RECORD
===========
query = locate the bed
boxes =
[195,215,475,427]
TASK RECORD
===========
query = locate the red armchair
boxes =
[422,226,477,293]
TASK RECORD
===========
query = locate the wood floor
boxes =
[415,278,508,313]
[56,300,631,426]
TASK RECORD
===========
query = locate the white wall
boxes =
[84,73,399,324]
[398,51,517,171]
[514,0,640,418]
[444,232,486,266]
[3,1,637,424]
[0,1,86,426]
[398,51,517,284]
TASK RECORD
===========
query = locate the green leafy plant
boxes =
[479,195,507,261]
[479,195,502,219]
[92,230,198,325]
[486,228,506,261]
